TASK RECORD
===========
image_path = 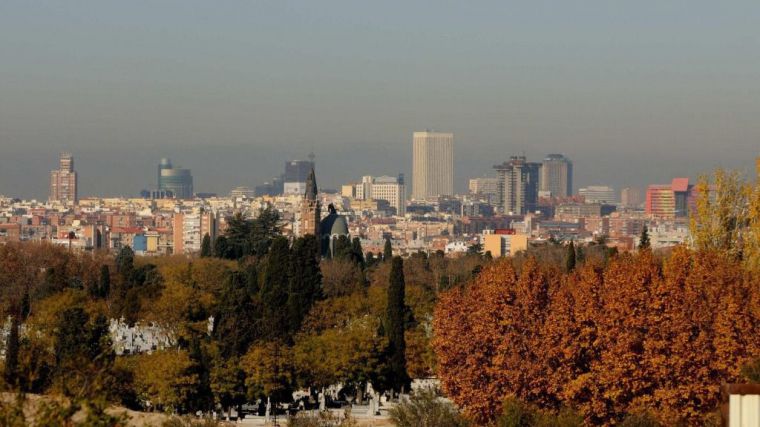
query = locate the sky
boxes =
[1,1,759,199]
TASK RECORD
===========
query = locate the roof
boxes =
[305,168,318,201]
[671,177,690,192]
[320,212,349,236]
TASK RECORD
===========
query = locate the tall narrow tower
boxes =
[50,152,78,203]
[299,168,321,236]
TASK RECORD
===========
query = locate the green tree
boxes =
[115,246,135,277]
[351,237,366,269]
[384,238,393,261]
[213,235,230,259]
[261,237,291,341]
[287,235,323,336]
[366,252,377,268]
[250,206,282,256]
[4,317,19,388]
[565,241,576,272]
[389,388,471,427]
[386,256,411,392]
[639,225,651,250]
[95,264,110,299]
[467,243,483,256]
[200,234,212,258]
[213,273,260,358]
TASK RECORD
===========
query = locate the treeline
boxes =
[434,247,760,425]
[0,207,491,417]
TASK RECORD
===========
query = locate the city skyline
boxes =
[2,2,760,198]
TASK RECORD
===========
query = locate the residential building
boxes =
[412,131,454,199]
[370,175,406,216]
[540,154,572,198]
[493,156,541,215]
[172,209,217,254]
[482,229,528,257]
[621,187,643,208]
[50,153,78,203]
[645,178,695,219]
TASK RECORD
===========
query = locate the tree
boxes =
[213,236,230,259]
[467,243,483,256]
[385,256,411,392]
[213,273,260,358]
[241,341,294,404]
[4,317,19,388]
[115,246,135,277]
[383,238,393,261]
[638,225,650,250]
[565,241,576,272]
[94,264,110,299]
[332,235,352,261]
[287,235,323,335]
[250,206,282,256]
[200,234,212,258]
[224,213,252,259]
[128,350,199,413]
[261,237,291,341]
[351,237,366,269]
[366,252,377,268]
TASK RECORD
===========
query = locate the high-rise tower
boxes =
[493,156,541,215]
[412,131,454,199]
[50,152,78,203]
[540,154,573,198]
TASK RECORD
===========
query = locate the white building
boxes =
[579,185,617,204]
[350,175,406,216]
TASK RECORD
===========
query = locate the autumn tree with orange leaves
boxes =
[433,248,760,425]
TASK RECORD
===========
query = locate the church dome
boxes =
[320,204,349,237]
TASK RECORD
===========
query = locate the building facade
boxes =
[645,178,695,219]
[284,160,315,196]
[621,187,644,208]
[578,186,617,204]
[412,131,454,199]
[299,168,321,236]
[158,158,193,199]
[493,156,541,215]
[172,209,217,254]
[50,153,78,203]
[540,154,573,198]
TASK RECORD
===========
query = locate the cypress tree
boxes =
[200,233,212,258]
[566,240,576,272]
[286,235,323,336]
[383,238,393,262]
[115,246,135,276]
[366,252,376,268]
[351,237,366,269]
[639,225,651,250]
[386,256,410,392]
[97,264,110,299]
[261,237,291,340]
[213,236,230,259]
[4,317,19,388]
[213,272,260,358]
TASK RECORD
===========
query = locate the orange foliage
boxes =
[432,248,760,425]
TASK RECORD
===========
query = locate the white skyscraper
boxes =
[412,131,454,200]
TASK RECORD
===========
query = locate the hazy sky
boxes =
[1,1,759,199]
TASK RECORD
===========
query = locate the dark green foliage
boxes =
[332,235,352,260]
[243,262,259,297]
[351,237,366,269]
[639,225,651,250]
[213,273,260,358]
[383,238,393,261]
[467,243,483,255]
[4,317,19,388]
[224,213,252,259]
[260,237,291,341]
[250,206,282,256]
[388,388,470,427]
[92,264,110,299]
[565,241,576,272]
[575,245,585,264]
[213,236,230,259]
[385,256,410,392]
[366,252,377,268]
[186,336,213,412]
[54,308,90,368]
[115,246,135,276]
[200,234,212,258]
[287,235,323,336]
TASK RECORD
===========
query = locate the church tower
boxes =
[299,167,321,236]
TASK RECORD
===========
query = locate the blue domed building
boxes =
[320,203,349,257]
